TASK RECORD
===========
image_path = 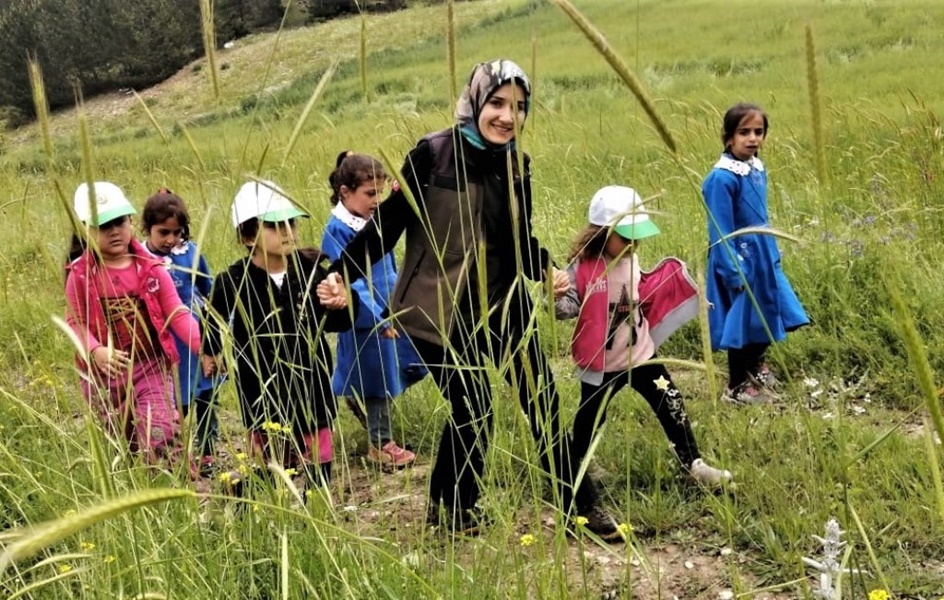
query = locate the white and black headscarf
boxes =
[454,59,532,151]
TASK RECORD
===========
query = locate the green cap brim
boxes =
[91,205,137,227]
[614,220,660,240]
[259,206,309,222]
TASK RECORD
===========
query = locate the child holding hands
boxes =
[321,151,426,470]
[202,180,357,486]
[141,188,220,473]
[556,185,732,541]
[66,181,201,465]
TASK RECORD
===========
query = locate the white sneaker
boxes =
[688,458,733,487]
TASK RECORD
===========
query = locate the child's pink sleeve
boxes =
[64,270,102,353]
[154,268,201,354]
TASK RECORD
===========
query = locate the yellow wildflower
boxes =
[617,523,633,536]
[103,555,116,564]
[218,471,231,483]
[868,591,890,600]
[58,564,73,573]
[575,516,588,527]
[284,468,297,477]
[235,452,247,461]
[519,534,536,547]
[79,541,95,552]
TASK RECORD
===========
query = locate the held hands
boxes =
[317,272,348,309]
[380,326,399,339]
[202,354,224,377]
[91,346,130,378]
[551,267,570,299]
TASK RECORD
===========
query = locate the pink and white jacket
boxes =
[555,255,699,376]
[65,238,200,369]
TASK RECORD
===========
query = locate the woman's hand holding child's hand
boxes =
[202,355,223,377]
[91,346,130,378]
[317,273,348,309]
[381,326,399,339]
[552,267,571,299]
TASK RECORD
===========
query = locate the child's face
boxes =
[605,231,637,259]
[477,82,527,145]
[341,177,385,219]
[146,216,184,254]
[252,219,298,259]
[93,216,133,262]
[727,111,766,161]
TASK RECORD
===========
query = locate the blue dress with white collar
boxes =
[703,153,809,350]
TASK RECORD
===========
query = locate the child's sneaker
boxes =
[368,441,416,470]
[721,381,778,405]
[198,455,216,478]
[576,501,621,542]
[687,458,733,487]
[752,363,781,389]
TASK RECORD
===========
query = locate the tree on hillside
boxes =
[306,0,407,21]
[214,0,284,43]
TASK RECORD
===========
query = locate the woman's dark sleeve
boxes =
[517,153,554,281]
[329,139,432,284]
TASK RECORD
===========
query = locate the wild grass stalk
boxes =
[550,0,676,154]
[0,488,194,571]
[199,0,221,101]
[360,11,368,103]
[805,24,828,187]
[26,58,53,163]
[281,63,337,169]
[445,0,457,104]
[132,91,169,144]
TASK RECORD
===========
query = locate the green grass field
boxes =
[2,0,944,597]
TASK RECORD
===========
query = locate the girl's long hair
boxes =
[568,224,608,262]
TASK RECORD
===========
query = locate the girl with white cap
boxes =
[555,185,732,541]
[65,181,201,466]
[202,180,356,488]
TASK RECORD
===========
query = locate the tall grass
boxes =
[2,0,944,597]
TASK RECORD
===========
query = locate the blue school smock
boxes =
[150,240,216,404]
[703,154,809,351]
[321,205,427,399]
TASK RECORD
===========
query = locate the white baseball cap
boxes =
[231,180,309,227]
[587,185,660,240]
[73,181,137,226]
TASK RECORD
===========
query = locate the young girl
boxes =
[321,151,425,470]
[142,189,219,474]
[703,103,809,404]
[556,185,732,540]
[66,181,201,465]
[202,180,357,486]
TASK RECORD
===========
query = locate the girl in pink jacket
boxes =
[555,185,732,541]
[66,182,201,465]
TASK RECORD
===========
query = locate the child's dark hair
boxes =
[328,151,386,206]
[237,218,260,246]
[141,188,191,240]
[721,103,769,151]
[568,225,609,262]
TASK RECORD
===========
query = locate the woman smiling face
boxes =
[477,82,528,146]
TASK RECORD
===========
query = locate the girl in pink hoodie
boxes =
[66,182,201,465]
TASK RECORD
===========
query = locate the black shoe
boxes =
[577,501,621,542]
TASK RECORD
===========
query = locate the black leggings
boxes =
[412,299,567,518]
[564,362,700,511]
[727,342,769,388]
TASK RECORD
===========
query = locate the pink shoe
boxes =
[367,441,416,470]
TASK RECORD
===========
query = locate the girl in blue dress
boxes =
[703,103,809,404]
[321,152,426,469]
[142,189,219,472]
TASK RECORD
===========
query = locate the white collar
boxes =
[714,154,765,176]
[331,203,369,232]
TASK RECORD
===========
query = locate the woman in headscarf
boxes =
[332,59,583,535]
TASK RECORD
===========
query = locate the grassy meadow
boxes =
[2,0,944,597]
